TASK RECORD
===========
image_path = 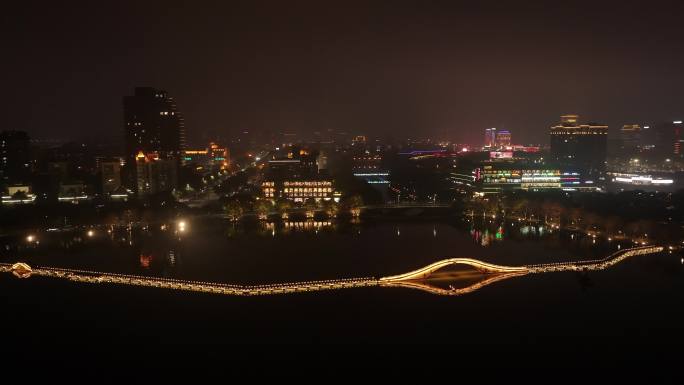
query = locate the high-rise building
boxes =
[619,124,642,155]
[651,120,684,156]
[495,130,511,148]
[0,130,31,185]
[550,114,608,175]
[484,128,497,147]
[674,121,684,156]
[123,87,185,193]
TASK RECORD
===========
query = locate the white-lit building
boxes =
[478,165,599,194]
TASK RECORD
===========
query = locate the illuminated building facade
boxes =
[183,149,210,164]
[262,146,338,202]
[351,153,389,197]
[495,130,511,147]
[550,114,607,175]
[1,184,36,204]
[282,180,334,201]
[449,172,476,189]
[183,142,230,170]
[209,143,229,167]
[609,172,673,186]
[352,154,382,171]
[261,180,336,202]
[477,165,597,193]
[262,181,275,198]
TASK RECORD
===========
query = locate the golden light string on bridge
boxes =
[0,245,664,297]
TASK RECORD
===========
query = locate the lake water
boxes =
[1,217,682,346]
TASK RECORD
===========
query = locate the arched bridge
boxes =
[380,272,528,296]
[379,245,663,284]
[0,245,665,296]
[379,258,529,282]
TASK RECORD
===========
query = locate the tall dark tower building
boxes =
[651,120,684,156]
[124,87,185,159]
[550,114,608,176]
[123,87,185,193]
[619,124,642,156]
[0,130,31,185]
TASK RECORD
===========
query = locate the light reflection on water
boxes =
[0,216,672,284]
[1,218,682,347]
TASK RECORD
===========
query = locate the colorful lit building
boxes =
[477,164,599,194]
[495,130,511,148]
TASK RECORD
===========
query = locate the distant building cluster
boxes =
[3,97,683,207]
[1,86,232,205]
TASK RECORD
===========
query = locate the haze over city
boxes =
[4,1,684,144]
[2,0,684,370]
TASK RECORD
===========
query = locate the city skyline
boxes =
[4,1,684,145]
[3,0,684,358]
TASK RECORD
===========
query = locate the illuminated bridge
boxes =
[378,245,663,295]
[0,245,664,297]
[0,263,377,296]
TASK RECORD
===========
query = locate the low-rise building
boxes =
[477,165,600,194]
[261,178,337,202]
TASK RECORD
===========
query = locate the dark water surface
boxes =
[1,218,682,346]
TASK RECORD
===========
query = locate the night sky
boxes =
[3,1,684,145]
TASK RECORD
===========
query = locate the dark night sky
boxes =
[3,0,684,146]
